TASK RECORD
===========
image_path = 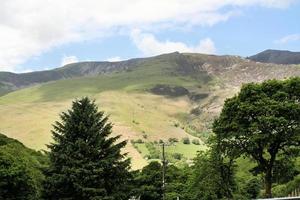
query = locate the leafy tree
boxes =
[133,161,192,200]
[0,133,47,200]
[133,161,163,200]
[43,97,131,199]
[213,78,300,197]
[190,147,236,200]
[165,165,193,200]
[241,178,261,199]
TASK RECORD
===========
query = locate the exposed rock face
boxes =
[1,51,300,96]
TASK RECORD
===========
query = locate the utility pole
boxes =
[160,142,169,200]
[162,143,166,200]
[158,141,173,200]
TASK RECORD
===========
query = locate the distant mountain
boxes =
[1,52,300,168]
[0,58,147,95]
[248,49,300,64]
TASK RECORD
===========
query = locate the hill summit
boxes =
[249,49,300,64]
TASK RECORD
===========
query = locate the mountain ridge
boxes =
[248,49,300,65]
[0,51,300,168]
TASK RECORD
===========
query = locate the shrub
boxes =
[168,138,178,143]
[182,137,190,144]
[192,139,200,145]
[132,120,139,125]
[142,134,147,139]
[145,143,160,159]
[242,178,261,199]
[135,139,144,144]
[172,153,183,160]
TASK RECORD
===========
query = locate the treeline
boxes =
[0,77,300,199]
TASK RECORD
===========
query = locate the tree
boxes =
[213,77,300,197]
[133,161,163,200]
[190,147,236,200]
[0,133,47,200]
[165,165,193,200]
[43,97,131,199]
[132,161,192,200]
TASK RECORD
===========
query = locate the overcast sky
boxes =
[0,0,299,73]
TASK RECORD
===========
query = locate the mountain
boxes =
[248,49,300,64]
[0,52,300,168]
[0,58,147,95]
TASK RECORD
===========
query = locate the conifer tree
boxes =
[43,97,131,200]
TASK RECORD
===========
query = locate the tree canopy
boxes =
[213,77,300,197]
[0,133,47,200]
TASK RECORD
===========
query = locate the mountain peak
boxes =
[249,49,300,64]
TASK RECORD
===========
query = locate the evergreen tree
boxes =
[43,97,131,200]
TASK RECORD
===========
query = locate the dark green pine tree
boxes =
[43,97,132,200]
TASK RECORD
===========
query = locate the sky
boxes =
[0,0,299,73]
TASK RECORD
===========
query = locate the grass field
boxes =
[135,142,206,163]
[0,59,211,169]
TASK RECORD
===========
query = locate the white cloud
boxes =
[275,34,300,44]
[61,56,79,66]
[106,56,122,62]
[131,30,216,55]
[0,0,295,71]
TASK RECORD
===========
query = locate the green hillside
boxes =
[1,52,300,169]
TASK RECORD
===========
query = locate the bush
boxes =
[135,139,144,144]
[172,153,183,160]
[192,139,200,145]
[145,143,160,159]
[242,178,261,199]
[142,133,148,139]
[168,138,179,143]
[132,120,139,125]
[182,137,190,144]
[131,139,144,144]
[173,122,180,127]
[272,184,287,197]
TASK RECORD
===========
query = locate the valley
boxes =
[1,52,300,169]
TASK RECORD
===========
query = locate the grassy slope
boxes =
[2,53,298,169]
[0,57,209,169]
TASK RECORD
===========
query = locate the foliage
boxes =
[213,77,300,197]
[0,133,48,200]
[132,162,163,200]
[192,139,200,145]
[145,142,161,159]
[43,97,132,199]
[168,138,178,143]
[189,147,236,200]
[241,178,262,199]
[182,137,190,144]
[133,161,193,200]
[172,153,183,160]
[272,175,300,197]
